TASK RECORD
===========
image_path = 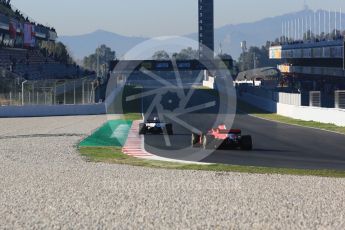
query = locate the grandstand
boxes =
[0,1,96,106]
[0,48,88,80]
[268,34,345,108]
[0,1,93,80]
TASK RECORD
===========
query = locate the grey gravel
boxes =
[1,115,345,229]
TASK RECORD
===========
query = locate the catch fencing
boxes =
[0,75,97,106]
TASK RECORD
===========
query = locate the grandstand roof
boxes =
[272,39,343,50]
[236,67,281,81]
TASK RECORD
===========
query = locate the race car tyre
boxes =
[240,135,253,150]
[139,123,147,135]
[203,135,214,150]
[191,133,201,147]
[166,124,173,135]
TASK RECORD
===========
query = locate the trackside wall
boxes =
[0,104,106,117]
[240,93,345,126]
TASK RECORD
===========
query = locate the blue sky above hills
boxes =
[11,0,345,37]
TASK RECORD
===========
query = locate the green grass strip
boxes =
[121,113,142,121]
[79,147,345,178]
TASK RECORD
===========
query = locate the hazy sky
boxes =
[10,0,345,37]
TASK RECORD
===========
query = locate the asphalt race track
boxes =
[137,85,345,170]
[145,113,345,170]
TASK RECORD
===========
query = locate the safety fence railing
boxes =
[0,75,97,106]
[21,76,96,106]
[335,90,345,109]
[0,68,23,106]
[309,91,321,107]
[273,92,302,106]
[0,92,21,106]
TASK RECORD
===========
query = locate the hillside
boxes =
[60,8,345,60]
[59,30,147,60]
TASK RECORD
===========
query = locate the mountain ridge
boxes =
[59,9,345,60]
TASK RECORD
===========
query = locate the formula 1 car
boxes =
[191,125,253,150]
[139,117,173,135]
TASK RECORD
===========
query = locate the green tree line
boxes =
[39,41,74,64]
[83,45,116,72]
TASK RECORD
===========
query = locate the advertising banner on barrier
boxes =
[0,13,9,30]
[9,19,17,39]
[24,23,35,47]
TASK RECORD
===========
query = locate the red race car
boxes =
[191,125,253,150]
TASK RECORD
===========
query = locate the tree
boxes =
[237,42,280,72]
[83,45,116,72]
[152,50,170,60]
[172,47,198,60]
[39,41,74,64]
[217,53,234,62]
[54,42,73,64]
[151,47,199,60]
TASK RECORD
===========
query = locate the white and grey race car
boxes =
[139,117,173,135]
